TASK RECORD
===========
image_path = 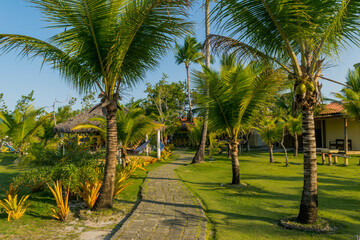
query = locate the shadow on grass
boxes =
[0,153,17,167]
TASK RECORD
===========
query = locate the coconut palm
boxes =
[194,55,283,184]
[0,107,50,157]
[258,118,283,163]
[193,0,213,164]
[175,36,204,123]
[335,66,360,120]
[286,115,302,157]
[212,0,360,224]
[116,104,155,167]
[73,102,154,167]
[0,0,190,209]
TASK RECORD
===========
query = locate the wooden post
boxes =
[61,133,65,155]
[334,155,338,164]
[321,153,326,165]
[344,118,348,153]
[146,134,149,156]
[344,156,349,166]
[157,130,161,159]
[328,153,332,165]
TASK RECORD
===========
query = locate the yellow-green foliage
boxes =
[78,181,102,208]
[161,147,172,161]
[2,183,20,197]
[47,180,70,221]
[0,184,29,221]
[126,157,147,173]
[113,171,133,197]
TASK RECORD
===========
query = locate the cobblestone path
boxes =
[111,151,207,240]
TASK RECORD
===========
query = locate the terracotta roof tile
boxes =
[319,102,344,115]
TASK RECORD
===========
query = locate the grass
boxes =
[175,150,360,240]
[0,152,172,239]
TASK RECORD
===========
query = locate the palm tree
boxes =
[0,107,50,157]
[175,36,204,123]
[192,0,212,164]
[212,0,360,224]
[194,55,282,184]
[258,118,283,163]
[335,66,360,120]
[0,0,191,209]
[73,102,154,167]
[286,115,302,157]
[116,104,154,167]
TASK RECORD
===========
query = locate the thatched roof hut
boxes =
[53,103,166,134]
[53,104,105,134]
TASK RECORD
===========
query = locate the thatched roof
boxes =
[53,103,166,134]
[54,104,105,134]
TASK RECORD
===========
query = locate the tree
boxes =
[15,90,35,114]
[194,55,282,184]
[81,91,97,111]
[258,118,283,163]
[0,107,50,157]
[335,66,360,120]
[175,36,204,122]
[212,0,360,224]
[192,0,212,164]
[0,0,191,209]
[0,93,8,114]
[74,101,154,167]
[286,115,302,157]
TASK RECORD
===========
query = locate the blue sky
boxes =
[1,1,360,111]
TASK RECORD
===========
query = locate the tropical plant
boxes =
[0,0,191,209]
[47,180,70,221]
[193,0,213,164]
[212,0,360,224]
[113,171,133,198]
[0,194,30,222]
[1,183,21,198]
[175,36,204,122]
[117,103,155,167]
[258,118,284,163]
[78,181,102,208]
[0,107,50,157]
[335,66,360,120]
[194,55,283,184]
[286,115,302,157]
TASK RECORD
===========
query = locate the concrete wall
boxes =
[324,118,360,150]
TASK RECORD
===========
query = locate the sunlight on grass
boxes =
[175,151,360,240]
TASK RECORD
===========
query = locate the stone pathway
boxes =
[111,151,207,240]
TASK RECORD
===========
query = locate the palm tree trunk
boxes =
[294,133,298,157]
[192,0,210,164]
[186,65,193,123]
[94,103,117,209]
[298,108,318,224]
[121,147,127,168]
[269,145,274,163]
[230,140,240,184]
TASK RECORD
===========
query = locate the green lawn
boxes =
[0,152,171,239]
[175,150,360,240]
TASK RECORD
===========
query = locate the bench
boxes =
[317,148,360,166]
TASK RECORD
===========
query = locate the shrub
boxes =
[77,181,102,208]
[0,185,30,221]
[47,180,70,221]
[161,147,172,161]
[13,167,53,193]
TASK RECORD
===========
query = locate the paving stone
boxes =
[111,151,207,240]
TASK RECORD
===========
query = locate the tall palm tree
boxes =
[194,55,282,184]
[212,0,360,224]
[175,36,204,123]
[0,0,191,209]
[193,0,212,164]
[258,118,283,163]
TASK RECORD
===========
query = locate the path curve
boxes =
[111,151,207,240]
